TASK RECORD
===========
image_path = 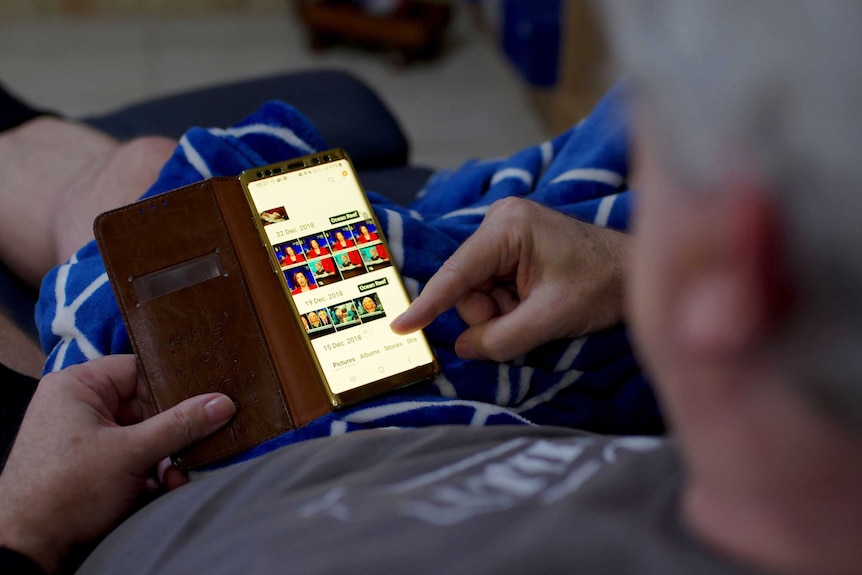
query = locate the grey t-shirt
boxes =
[78,426,761,574]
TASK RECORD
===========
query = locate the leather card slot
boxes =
[132,251,225,304]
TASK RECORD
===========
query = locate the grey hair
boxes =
[597,1,862,428]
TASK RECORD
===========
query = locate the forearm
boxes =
[0,476,67,573]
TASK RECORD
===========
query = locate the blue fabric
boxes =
[35,86,662,468]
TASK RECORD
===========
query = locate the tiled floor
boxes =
[0,7,548,169]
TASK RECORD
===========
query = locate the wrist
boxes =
[0,528,62,574]
[570,226,629,334]
[597,227,629,326]
[0,487,65,573]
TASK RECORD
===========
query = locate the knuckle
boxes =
[169,406,198,446]
[438,250,467,277]
[487,196,533,224]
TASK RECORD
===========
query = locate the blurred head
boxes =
[294,271,308,288]
[600,0,862,429]
[310,239,320,250]
[362,296,376,313]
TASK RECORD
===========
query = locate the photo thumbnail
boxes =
[327,227,356,252]
[302,233,331,258]
[355,292,386,323]
[353,220,379,244]
[259,206,288,226]
[335,249,367,280]
[359,244,391,271]
[285,266,317,295]
[274,240,305,268]
[330,301,361,330]
[310,256,342,287]
[304,307,336,340]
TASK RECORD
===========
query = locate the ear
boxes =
[673,183,793,358]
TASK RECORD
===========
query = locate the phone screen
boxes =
[242,150,437,405]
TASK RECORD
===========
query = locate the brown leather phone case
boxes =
[94,177,332,470]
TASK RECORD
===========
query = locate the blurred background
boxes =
[0,0,610,169]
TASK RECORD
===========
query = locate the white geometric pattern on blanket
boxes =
[381,207,406,268]
[431,372,457,398]
[550,168,624,187]
[209,124,317,154]
[47,253,109,372]
[594,193,620,227]
[179,134,213,179]
[340,399,535,427]
[490,167,534,188]
[540,141,554,172]
[440,205,490,220]
[513,368,585,414]
[496,364,535,405]
[554,336,588,372]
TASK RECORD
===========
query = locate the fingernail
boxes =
[455,340,482,360]
[203,395,236,425]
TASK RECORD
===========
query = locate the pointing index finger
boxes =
[391,223,511,334]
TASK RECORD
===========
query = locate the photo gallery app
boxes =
[274,218,391,340]
[247,160,434,395]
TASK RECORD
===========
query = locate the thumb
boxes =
[126,393,236,466]
[455,306,549,363]
[455,287,576,362]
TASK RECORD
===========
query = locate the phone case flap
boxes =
[95,179,296,469]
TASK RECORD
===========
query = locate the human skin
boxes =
[0,355,235,573]
[295,272,309,289]
[0,117,175,290]
[627,117,862,575]
[0,117,175,377]
[391,197,629,361]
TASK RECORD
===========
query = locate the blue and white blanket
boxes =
[36,85,662,466]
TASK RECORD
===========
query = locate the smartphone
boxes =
[240,149,439,407]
